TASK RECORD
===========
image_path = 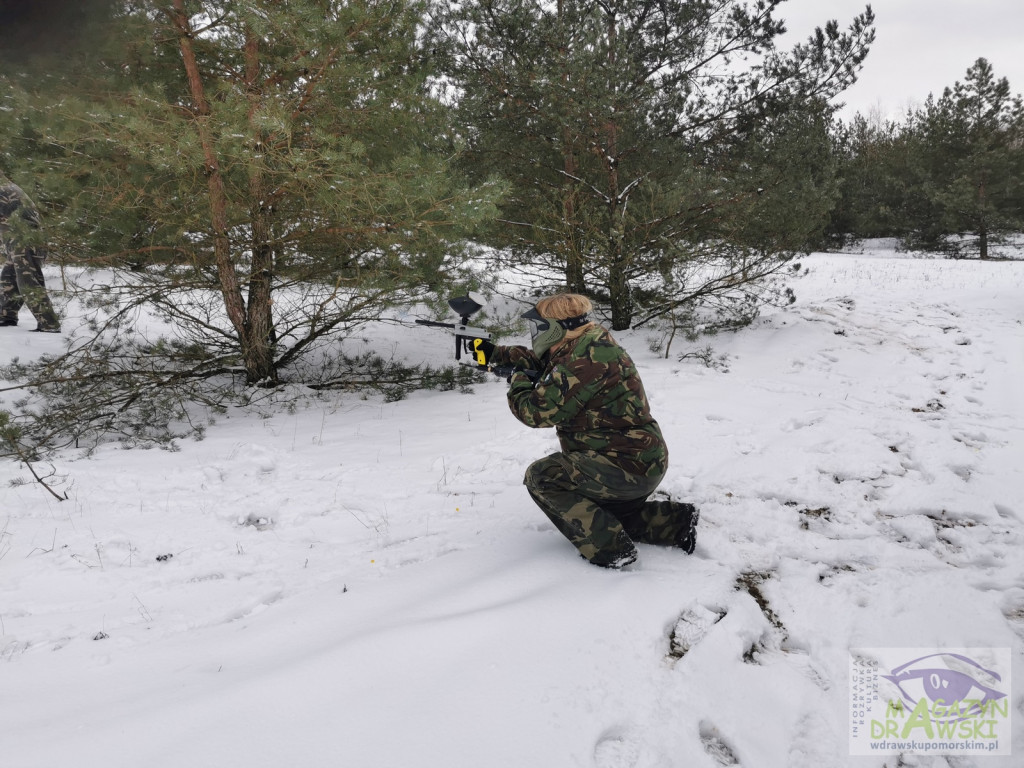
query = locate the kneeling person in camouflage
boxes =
[477,293,698,569]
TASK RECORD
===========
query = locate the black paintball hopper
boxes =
[448,293,486,321]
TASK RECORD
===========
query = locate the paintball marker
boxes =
[415,294,539,381]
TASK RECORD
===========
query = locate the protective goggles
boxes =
[521,307,550,341]
[520,306,590,340]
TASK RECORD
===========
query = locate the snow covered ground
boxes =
[2,248,1022,767]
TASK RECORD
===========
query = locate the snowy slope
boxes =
[1,250,1022,767]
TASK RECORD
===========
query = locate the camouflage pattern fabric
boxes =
[492,325,670,565]
[0,253,59,328]
[496,325,668,479]
[525,451,662,565]
[601,497,696,546]
[0,181,60,330]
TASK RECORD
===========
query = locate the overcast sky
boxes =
[779,0,1024,121]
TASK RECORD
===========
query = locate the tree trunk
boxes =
[608,253,632,330]
[243,28,277,383]
[244,226,276,382]
[562,152,586,293]
[603,9,631,331]
[557,0,585,294]
[168,1,274,384]
[977,179,988,260]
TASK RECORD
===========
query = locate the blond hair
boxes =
[535,293,593,321]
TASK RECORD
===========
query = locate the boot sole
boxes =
[677,505,700,555]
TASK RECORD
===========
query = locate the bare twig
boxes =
[20,459,68,502]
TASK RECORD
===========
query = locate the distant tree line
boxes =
[828,57,1024,258]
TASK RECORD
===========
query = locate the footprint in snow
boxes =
[1001,598,1024,640]
[994,504,1019,522]
[593,726,643,768]
[786,711,841,768]
[666,603,726,662]
[699,721,739,766]
[947,464,973,482]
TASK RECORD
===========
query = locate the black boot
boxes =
[588,545,638,569]
[588,529,638,569]
[0,316,17,327]
[674,503,700,555]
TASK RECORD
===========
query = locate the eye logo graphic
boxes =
[883,652,1007,721]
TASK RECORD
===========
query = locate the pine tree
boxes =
[828,112,928,242]
[6,0,499,379]
[430,0,874,328]
[0,0,500,451]
[910,59,1024,258]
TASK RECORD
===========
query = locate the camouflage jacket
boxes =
[0,181,45,261]
[493,325,668,479]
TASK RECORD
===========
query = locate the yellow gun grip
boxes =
[473,338,487,366]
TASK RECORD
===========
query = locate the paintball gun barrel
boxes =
[414,294,538,381]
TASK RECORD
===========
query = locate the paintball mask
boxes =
[521,305,590,358]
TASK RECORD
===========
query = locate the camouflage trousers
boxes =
[0,250,60,330]
[524,450,674,566]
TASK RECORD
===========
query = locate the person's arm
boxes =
[482,342,540,369]
[507,355,604,429]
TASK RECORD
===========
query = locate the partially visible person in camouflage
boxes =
[476,293,698,568]
[0,172,61,332]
